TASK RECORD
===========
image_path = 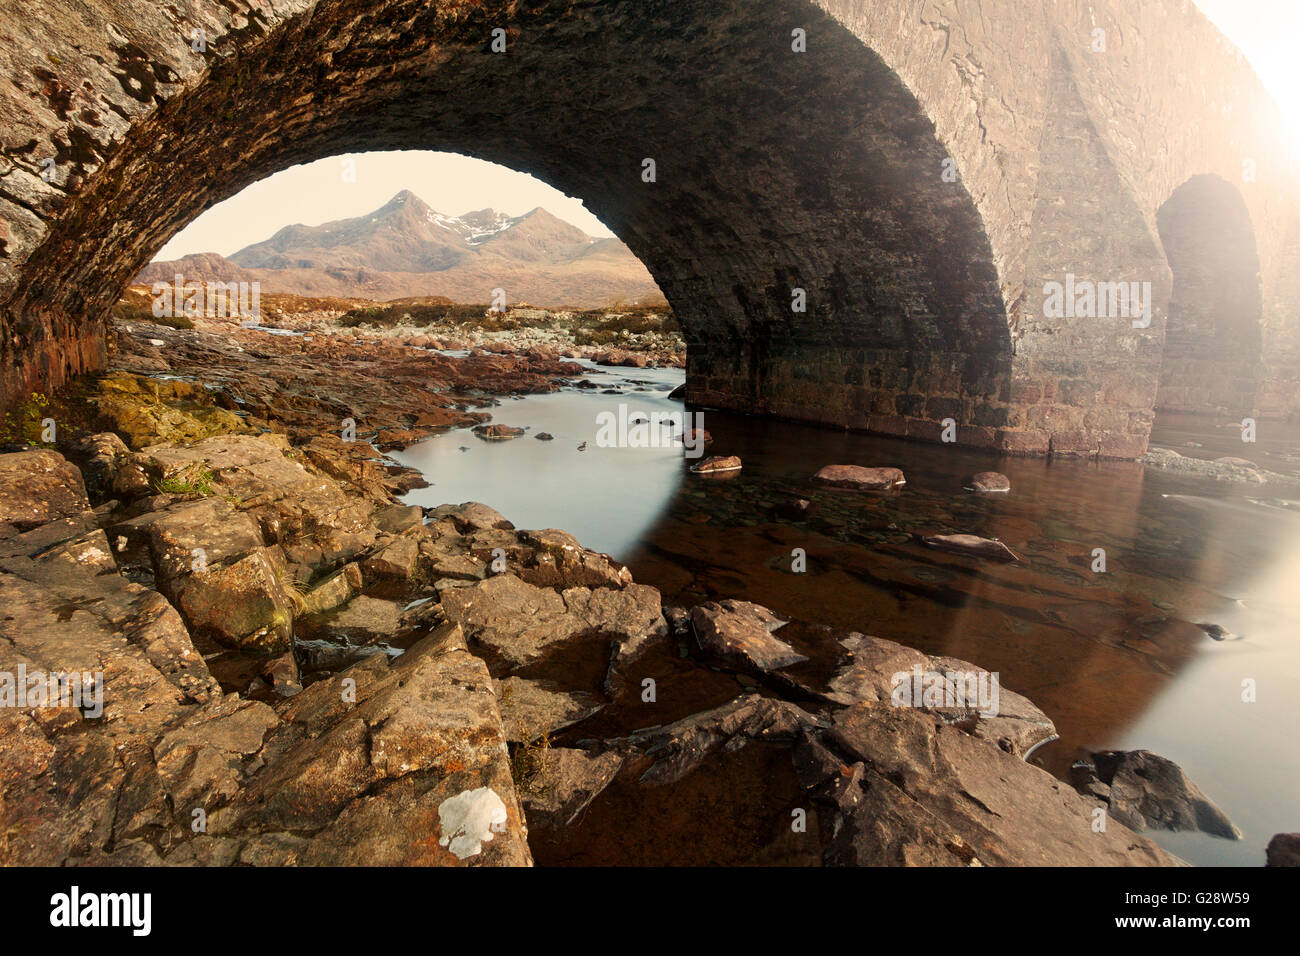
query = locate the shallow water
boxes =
[394,363,1300,866]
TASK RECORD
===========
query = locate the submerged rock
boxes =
[812,464,905,491]
[922,533,1020,562]
[964,471,1011,493]
[690,600,806,673]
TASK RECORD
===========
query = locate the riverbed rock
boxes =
[773,497,816,520]
[172,549,296,654]
[824,701,1179,865]
[1071,749,1241,839]
[495,677,603,742]
[690,600,806,673]
[0,450,90,530]
[71,432,153,500]
[363,536,420,581]
[208,622,532,866]
[299,562,362,615]
[372,503,424,535]
[964,471,1011,493]
[89,371,255,449]
[1266,833,1300,866]
[689,455,742,475]
[520,747,624,829]
[435,501,515,533]
[517,528,633,590]
[607,694,821,786]
[137,435,377,565]
[812,464,905,491]
[922,533,1020,562]
[473,423,525,441]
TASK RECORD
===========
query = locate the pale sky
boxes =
[158,3,1296,262]
[1194,0,1300,141]
[154,151,614,260]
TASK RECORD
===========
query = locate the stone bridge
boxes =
[2,0,1297,457]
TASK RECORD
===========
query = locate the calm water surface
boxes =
[394,360,1300,866]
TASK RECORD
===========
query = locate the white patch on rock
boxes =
[437,787,509,859]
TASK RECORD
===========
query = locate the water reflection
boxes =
[394,364,1300,866]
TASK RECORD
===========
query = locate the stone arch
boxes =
[1154,174,1264,416]
[1,0,1011,445]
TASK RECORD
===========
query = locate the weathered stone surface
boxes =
[441,572,665,669]
[300,562,362,615]
[0,450,89,530]
[137,435,377,562]
[812,465,905,491]
[495,677,602,742]
[71,432,152,499]
[690,600,806,673]
[363,536,419,580]
[825,702,1180,866]
[172,549,296,654]
[1071,749,1242,839]
[372,503,424,535]
[435,502,515,534]
[440,573,579,665]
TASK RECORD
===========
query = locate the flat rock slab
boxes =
[812,465,905,491]
[1072,749,1241,839]
[495,677,603,742]
[440,573,664,668]
[690,599,806,673]
[922,533,1019,562]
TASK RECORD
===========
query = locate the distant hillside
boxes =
[138,190,663,308]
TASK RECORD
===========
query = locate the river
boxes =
[392,358,1300,867]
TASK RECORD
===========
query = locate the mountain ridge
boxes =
[138,190,661,308]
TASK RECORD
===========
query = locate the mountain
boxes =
[138,191,662,308]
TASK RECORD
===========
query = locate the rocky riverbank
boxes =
[0,316,1269,866]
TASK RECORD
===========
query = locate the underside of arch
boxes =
[2,0,1013,446]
